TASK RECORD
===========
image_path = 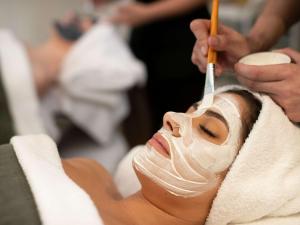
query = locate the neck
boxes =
[114,191,204,225]
[63,159,214,225]
[131,171,220,225]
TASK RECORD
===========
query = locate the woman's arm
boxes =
[247,0,300,52]
[143,0,208,22]
[111,0,208,27]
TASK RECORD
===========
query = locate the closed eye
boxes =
[200,125,217,138]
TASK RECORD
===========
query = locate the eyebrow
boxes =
[205,110,229,130]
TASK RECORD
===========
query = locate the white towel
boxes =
[11,135,103,225]
[0,30,46,135]
[59,22,146,145]
[206,85,300,225]
[114,145,142,197]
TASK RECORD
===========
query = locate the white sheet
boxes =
[11,135,104,225]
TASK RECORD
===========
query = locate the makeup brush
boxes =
[203,0,219,105]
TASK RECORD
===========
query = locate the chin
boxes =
[134,166,163,191]
[133,166,185,202]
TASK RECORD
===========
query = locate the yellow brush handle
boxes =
[208,0,219,64]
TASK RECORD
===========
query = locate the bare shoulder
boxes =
[63,158,111,181]
[62,158,122,201]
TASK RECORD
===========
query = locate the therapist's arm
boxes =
[111,0,208,27]
[190,0,300,75]
[234,0,300,122]
[247,0,300,52]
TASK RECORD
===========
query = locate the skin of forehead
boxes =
[195,93,242,118]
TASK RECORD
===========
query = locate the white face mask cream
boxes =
[133,94,243,197]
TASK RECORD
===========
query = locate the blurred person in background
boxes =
[111,0,210,136]
[0,13,80,144]
[0,10,146,172]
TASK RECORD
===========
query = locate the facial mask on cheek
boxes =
[133,95,242,197]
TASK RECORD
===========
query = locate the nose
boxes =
[163,112,181,137]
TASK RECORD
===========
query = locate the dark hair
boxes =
[226,89,262,142]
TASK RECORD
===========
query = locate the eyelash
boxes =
[199,125,217,138]
[192,103,199,110]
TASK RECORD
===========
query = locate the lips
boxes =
[147,133,170,158]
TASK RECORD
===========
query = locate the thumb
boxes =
[274,48,300,64]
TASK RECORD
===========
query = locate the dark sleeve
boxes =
[0,70,15,144]
[0,144,41,225]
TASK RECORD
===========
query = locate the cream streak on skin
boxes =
[133,94,242,197]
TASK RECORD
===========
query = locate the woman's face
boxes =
[134,93,249,198]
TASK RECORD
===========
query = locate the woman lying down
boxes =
[1,85,300,225]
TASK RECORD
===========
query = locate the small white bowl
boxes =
[239,52,291,66]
